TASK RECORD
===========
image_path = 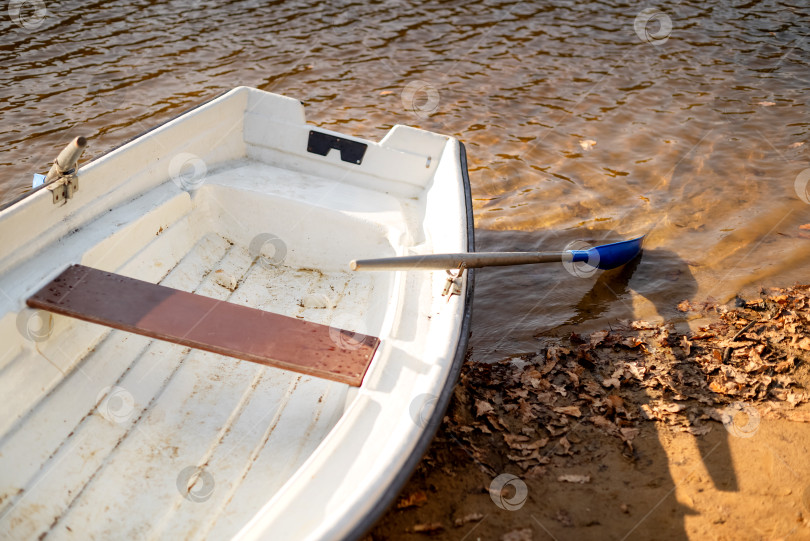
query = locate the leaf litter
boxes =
[440,285,810,476]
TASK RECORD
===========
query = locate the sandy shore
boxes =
[371,286,810,540]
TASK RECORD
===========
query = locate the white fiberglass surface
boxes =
[0,160,403,540]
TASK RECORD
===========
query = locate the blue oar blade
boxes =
[583,235,645,270]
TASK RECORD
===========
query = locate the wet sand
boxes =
[372,417,810,540]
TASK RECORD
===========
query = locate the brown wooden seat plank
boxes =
[27,265,379,386]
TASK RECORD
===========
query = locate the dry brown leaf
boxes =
[539,358,558,375]
[558,474,591,484]
[527,465,547,478]
[557,436,572,455]
[453,513,483,527]
[590,330,609,347]
[506,437,550,451]
[620,336,645,348]
[522,367,544,387]
[602,377,621,388]
[680,335,692,356]
[591,415,617,431]
[486,414,505,431]
[663,403,687,413]
[630,320,656,330]
[606,394,624,410]
[508,448,551,464]
[785,410,810,422]
[504,433,530,445]
[795,337,810,350]
[412,522,444,534]
[717,340,756,349]
[397,491,428,509]
[787,392,806,407]
[554,405,582,417]
[624,362,646,380]
[775,358,795,373]
[475,400,494,417]
[518,399,535,423]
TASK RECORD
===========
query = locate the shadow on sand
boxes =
[466,228,737,538]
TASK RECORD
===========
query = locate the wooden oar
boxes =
[351,235,645,271]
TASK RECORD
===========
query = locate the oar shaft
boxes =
[350,235,644,272]
[350,251,591,270]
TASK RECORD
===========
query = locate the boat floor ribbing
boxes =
[0,165,391,539]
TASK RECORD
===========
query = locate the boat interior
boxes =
[0,87,470,539]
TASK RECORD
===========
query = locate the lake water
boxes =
[2,0,809,361]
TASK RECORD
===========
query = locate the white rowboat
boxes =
[0,87,473,540]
